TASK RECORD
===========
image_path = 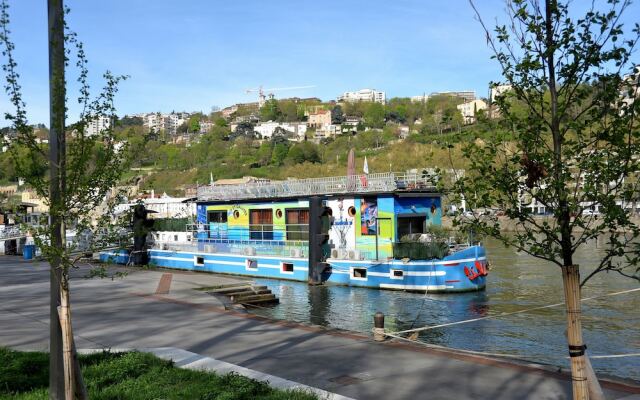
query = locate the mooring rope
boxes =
[387,287,640,336]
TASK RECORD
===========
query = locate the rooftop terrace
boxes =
[197,171,438,202]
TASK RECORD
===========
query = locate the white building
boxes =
[199,121,214,134]
[255,122,307,141]
[140,112,190,135]
[315,124,340,139]
[115,191,196,219]
[141,113,164,133]
[84,116,112,137]
[457,99,488,124]
[411,94,429,103]
[490,84,513,103]
[338,89,386,104]
[431,91,476,102]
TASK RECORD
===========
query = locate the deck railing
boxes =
[197,171,437,202]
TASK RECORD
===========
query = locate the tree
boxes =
[271,142,289,166]
[188,115,201,133]
[364,102,385,128]
[456,1,640,398]
[331,105,345,124]
[116,115,143,127]
[1,1,128,398]
[260,98,281,122]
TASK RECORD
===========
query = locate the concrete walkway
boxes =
[1,256,638,400]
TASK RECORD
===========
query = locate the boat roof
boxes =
[197,172,439,203]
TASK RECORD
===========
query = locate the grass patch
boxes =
[0,348,317,399]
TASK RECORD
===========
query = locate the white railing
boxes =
[197,172,437,202]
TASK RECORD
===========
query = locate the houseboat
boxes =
[103,172,488,293]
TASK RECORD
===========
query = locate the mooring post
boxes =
[373,312,385,342]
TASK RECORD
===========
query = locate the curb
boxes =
[79,347,355,400]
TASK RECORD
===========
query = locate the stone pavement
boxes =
[1,256,639,400]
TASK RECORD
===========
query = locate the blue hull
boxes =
[131,245,487,293]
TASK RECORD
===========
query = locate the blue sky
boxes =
[1,0,638,125]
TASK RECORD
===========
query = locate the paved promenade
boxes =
[1,256,638,400]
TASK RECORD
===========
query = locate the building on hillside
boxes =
[314,124,340,139]
[254,122,307,141]
[141,113,164,133]
[457,99,488,124]
[140,112,190,135]
[411,94,429,103]
[431,91,476,102]
[221,105,239,118]
[21,190,48,213]
[307,109,332,129]
[84,116,112,137]
[0,184,18,197]
[489,84,513,103]
[163,112,190,136]
[338,89,386,104]
[398,125,410,139]
[199,121,214,134]
[488,84,513,119]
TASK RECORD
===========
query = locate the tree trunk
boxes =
[561,265,590,400]
[57,283,75,400]
[47,0,66,398]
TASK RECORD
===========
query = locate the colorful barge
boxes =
[103,172,488,293]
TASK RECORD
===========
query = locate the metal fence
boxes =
[197,171,437,202]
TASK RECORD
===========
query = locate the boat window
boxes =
[397,216,427,239]
[352,267,367,279]
[286,209,309,241]
[391,269,404,279]
[246,259,258,270]
[207,211,227,223]
[194,256,205,266]
[281,262,294,273]
[249,209,274,240]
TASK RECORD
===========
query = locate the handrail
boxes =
[197,171,437,202]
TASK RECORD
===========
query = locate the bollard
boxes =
[373,312,385,342]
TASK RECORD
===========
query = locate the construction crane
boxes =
[245,85,316,107]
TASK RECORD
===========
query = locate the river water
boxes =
[251,237,640,381]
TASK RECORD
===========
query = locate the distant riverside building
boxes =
[338,89,386,104]
[431,91,476,102]
[307,109,332,129]
[457,99,488,124]
[255,122,307,141]
[84,115,112,137]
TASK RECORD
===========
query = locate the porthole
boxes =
[348,206,356,217]
[431,204,437,215]
[276,209,283,219]
[233,210,240,219]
